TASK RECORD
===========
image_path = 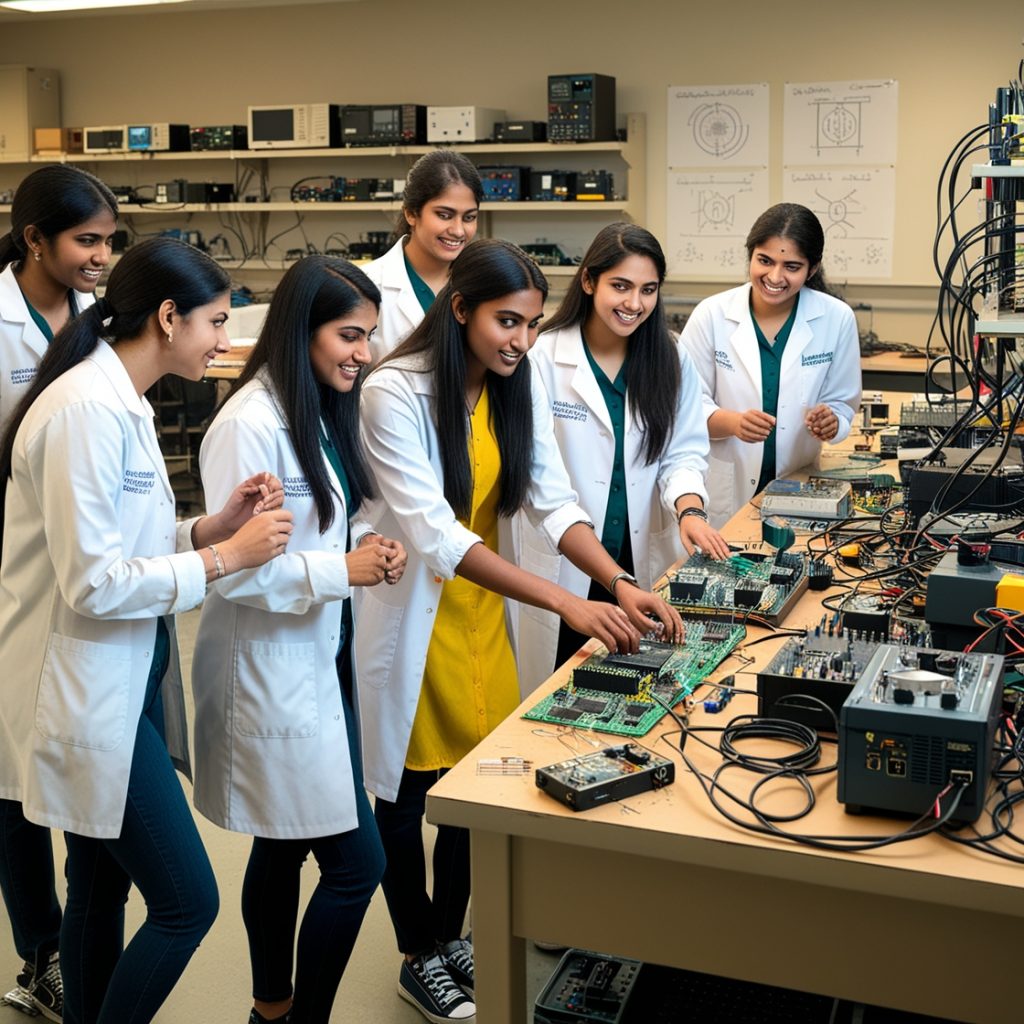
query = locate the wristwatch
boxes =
[607,571,639,595]
[677,505,709,524]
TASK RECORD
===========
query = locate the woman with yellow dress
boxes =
[356,238,683,1024]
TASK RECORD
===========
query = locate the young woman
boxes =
[0,237,294,1024]
[357,237,682,1024]
[364,149,482,361]
[516,223,731,691]
[680,203,862,528]
[0,162,118,1020]
[191,256,407,1024]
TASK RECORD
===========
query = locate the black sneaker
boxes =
[1,961,39,1016]
[439,938,474,996]
[398,951,475,1023]
[29,951,62,1023]
[248,1010,289,1023]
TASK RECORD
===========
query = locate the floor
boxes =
[0,607,561,1023]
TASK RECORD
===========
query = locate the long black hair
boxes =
[0,237,230,520]
[234,256,380,531]
[383,238,546,520]
[543,222,680,465]
[393,149,483,242]
[745,203,839,297]
[0,164,118,271]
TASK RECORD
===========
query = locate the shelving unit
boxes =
[0,114,646,288]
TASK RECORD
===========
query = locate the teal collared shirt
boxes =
[319,424,353,654]
[582,338,630,561]
[403,251,435,315]
[19,288,78,344]
[752,295,799,492]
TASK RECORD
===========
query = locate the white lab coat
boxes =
[514,325,711,692]
[363,237,426,363]
[680,284,861,528]
[0,262,93,435]
[0,340,206,839]
[356,353,588,801]
[191,372,375,839]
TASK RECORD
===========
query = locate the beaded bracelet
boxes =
[208,544,226,579]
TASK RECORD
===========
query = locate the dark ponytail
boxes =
[383,238,547,519]
[745,203,840,297]
[0,238,229,519]
[0,164,118,272]
[236,255,381,531]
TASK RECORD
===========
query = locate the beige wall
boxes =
[1,0,1020,341]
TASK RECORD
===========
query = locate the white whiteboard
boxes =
[666,169,770,277]
[783,167,895,279]
[667,83,770,167]
[783,79,898,165]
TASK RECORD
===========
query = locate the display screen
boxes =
[251,108,295,142]
[86,128,124,149]
[127,126,151,149]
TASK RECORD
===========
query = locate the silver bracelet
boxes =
[208,544,226,579]
[607,570,639,596]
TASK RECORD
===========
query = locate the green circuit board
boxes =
[522,620,745,737]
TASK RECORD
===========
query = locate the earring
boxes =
[166,330,173,345]
[32,250,41,262]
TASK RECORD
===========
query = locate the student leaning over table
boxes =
[516,222,731,692]
[356,237,683,1024]
[0,236,293,1024]
[0,162,119,1022]
[191,255,407,1024]
[680,202,862,528]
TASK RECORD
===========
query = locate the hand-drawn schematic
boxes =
[783,167,895,278]
[667,84,769,168]
[784,79,898,165]
[666,169,770,276]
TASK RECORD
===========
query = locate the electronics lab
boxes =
[1,2,1024,1024]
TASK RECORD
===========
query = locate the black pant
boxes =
[373,768,470,955]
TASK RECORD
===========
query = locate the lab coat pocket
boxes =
[648,519,683,586]
[799,363,827,407]
[233,640,318,738]
[706,454,735,526]
[36,634,132,750]
[354,593,405,689]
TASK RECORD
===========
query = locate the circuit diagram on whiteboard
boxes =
[813,97,870,156]
[689,101,750,160]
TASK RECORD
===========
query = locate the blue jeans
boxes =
[0,799,62,969]
[61,623,219,1024]
[241,657,385,1024]
[373,767,470,955]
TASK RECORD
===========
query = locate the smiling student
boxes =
[358,237,681,1024]
[364,149,482,361]
[191,256,407,1024]
[516,223,729,689]
[0,163,118,1021]
[680,203,862,527]
[0,237,294,1024]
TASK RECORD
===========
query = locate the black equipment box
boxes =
[838,644,1003,823]
[190,124,248,150]
[535,744,673,812]
[535,950,641,1024]
[339,104,427,146]
[548,73,616,142]
[574,169,614,200]
[185,182,236,204]
[530,169,575,201]
[478,166,530,201]
[495,120,547,142]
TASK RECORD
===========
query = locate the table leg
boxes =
[471,830,526,1024]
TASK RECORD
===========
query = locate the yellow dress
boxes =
[405,386,519,771]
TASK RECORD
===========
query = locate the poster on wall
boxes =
[783,79,898,166]
[666,168,770,277]
[666,83,770,167]
[783,166,895,279]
